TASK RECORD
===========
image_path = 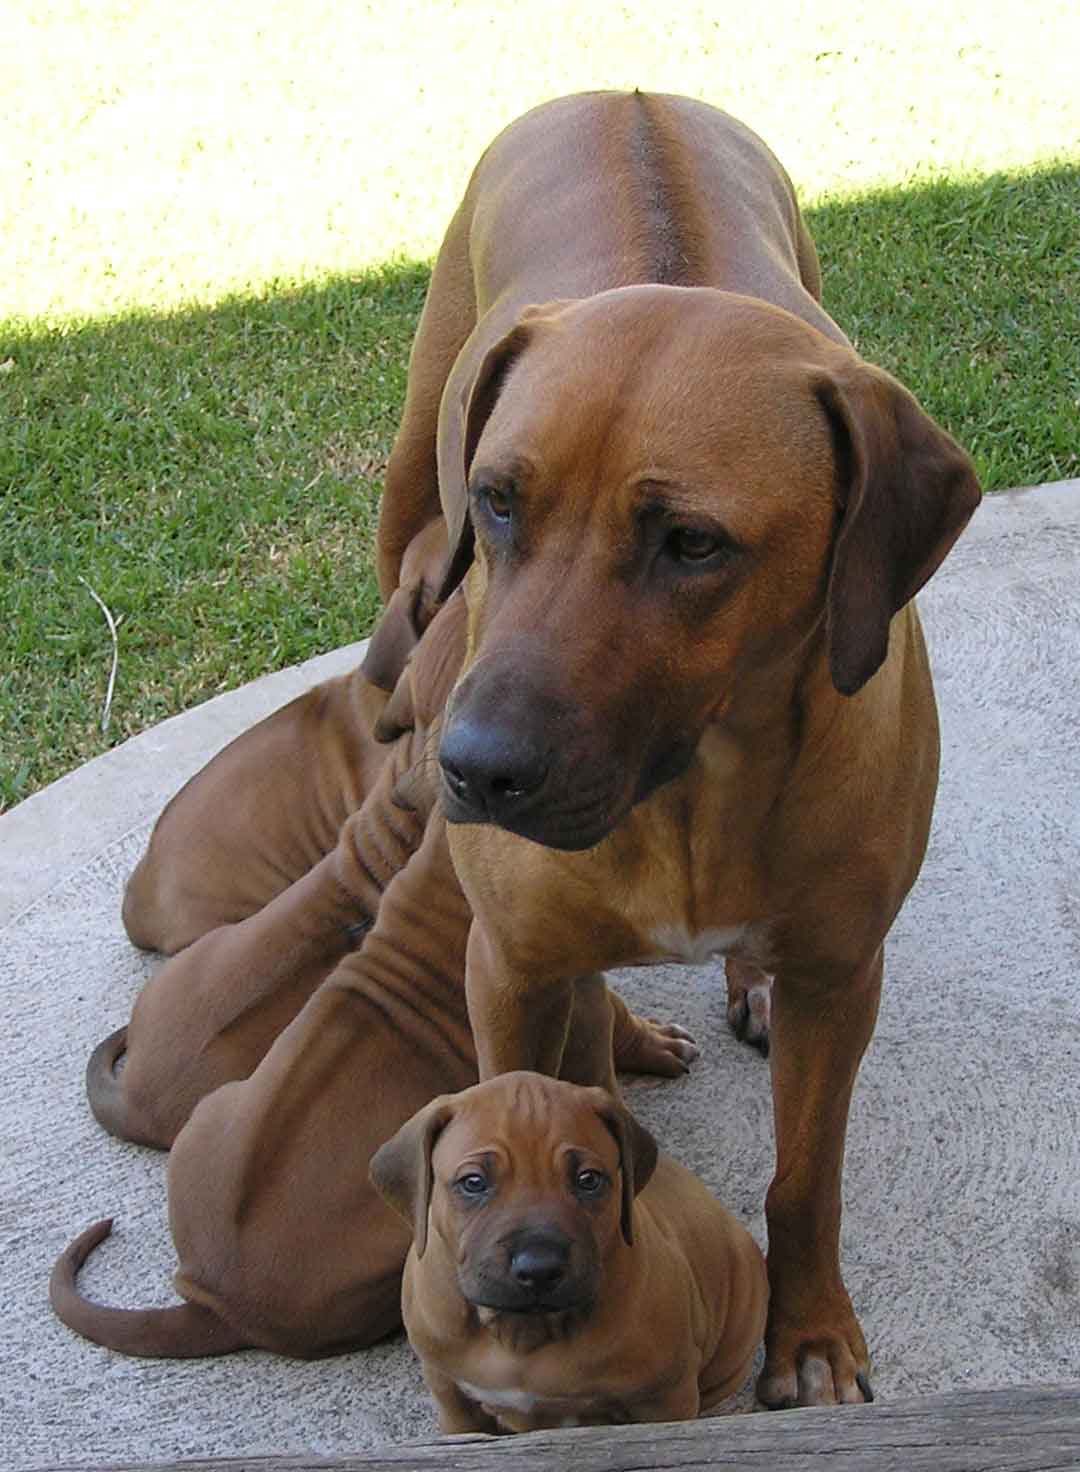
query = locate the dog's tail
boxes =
[85,1027,173,1150]
[85,1027,134,1138]
[49,1219,250,1358]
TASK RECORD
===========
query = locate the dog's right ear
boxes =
[436,301,579,602]
[595,1096,659,1246]
[369,1098,454,1258]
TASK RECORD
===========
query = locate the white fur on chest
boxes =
[456,1379,540,1415]
[647,922,750,965]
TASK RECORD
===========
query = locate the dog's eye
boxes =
[666,527,726,564]
[455,1172,489,1197]
[574,1168,607,1195]
[477,485,512,523]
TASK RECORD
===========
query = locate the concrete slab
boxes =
[2,480,1078,1469]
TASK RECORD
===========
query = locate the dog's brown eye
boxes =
[574,1168,606,1195]
[456,1171,489,1197]
[667,527,724,563]
[480,485,512,522]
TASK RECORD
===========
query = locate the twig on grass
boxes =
[78,576,120,734]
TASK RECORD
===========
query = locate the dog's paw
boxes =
[725,958,771,1057]
[614,1014,699,1077]
[757,1308,873,1408]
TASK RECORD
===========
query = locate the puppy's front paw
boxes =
[614,1014,699,1077]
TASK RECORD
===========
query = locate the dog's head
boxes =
[435,286,980,851]
[370,1073,658,1318]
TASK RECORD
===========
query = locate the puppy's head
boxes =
[436,287,980,850]
[370,1073,657,1317]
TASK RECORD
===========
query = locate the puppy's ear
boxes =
[815,363,981,695]
[436,301,580,602]
[362,519,448,697]
[596,1097,659,1246]
[369,1098,454,1258]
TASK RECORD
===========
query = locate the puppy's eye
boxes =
[574,1168,607,1196]
[455,1171,489,1197]
[665,527,727,564]
[477,485,512,523]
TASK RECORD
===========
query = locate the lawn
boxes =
[3,1,1078,809]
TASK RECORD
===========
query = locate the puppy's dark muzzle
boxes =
[464,1227,590,1315]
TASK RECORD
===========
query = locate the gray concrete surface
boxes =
[2,480,1078,1469]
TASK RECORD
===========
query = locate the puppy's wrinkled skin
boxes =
[372,1073,767,1431]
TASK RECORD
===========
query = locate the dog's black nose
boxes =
[509,1239,569,1292]
[439,717,549,822]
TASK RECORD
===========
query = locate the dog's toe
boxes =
[615,1015,700,1076]
[726,979,771,1057]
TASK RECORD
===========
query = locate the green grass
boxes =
[4,1,1079,809]
[1,265,427,806]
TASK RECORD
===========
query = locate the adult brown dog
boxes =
[373,91,981,1407]
[372,1072,767,1431]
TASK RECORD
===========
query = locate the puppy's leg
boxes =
[95,724,438,1147]
[758,947,882,1409]
[560,978,699,1090]
[559,974,617,1091]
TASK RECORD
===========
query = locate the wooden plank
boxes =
[36,1384,1080,1472]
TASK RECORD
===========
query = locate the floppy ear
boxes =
[369,1098,454,1258]
[815,364,981,695]
[436,301,580,602]
[360,577,430,695]
[595,1096,659,1246]
[362,519,447,695]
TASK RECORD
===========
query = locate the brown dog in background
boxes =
[373,91,981,1407]
[372,1073,767,1431]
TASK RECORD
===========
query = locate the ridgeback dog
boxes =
[371,91,981,1406]
[372,1072,767,1431]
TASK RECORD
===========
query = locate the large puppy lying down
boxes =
[51,561,690,1359]
[372,1073,768,1431]
[374,91,980,1407]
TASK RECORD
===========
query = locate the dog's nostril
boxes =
[440,761,472,801]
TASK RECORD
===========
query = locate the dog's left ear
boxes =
[369,1098,454,1258]
[814,363,981,696]
[596,1097,659,1246]
[436,302,579,602]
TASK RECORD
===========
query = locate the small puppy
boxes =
[371,1072,767,1431]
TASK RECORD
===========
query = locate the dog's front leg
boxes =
[464,921,575,1081]
[758,946,883,1409]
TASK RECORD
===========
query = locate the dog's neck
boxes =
[473,1301,592,1353]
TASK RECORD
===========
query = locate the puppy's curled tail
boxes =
[50,1220,249,1358]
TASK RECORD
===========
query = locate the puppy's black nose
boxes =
[439,716,549,822]
[509,1238,569,1292]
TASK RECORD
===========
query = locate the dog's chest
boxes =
[455,1377,623,1432]
[645,921,754,965]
